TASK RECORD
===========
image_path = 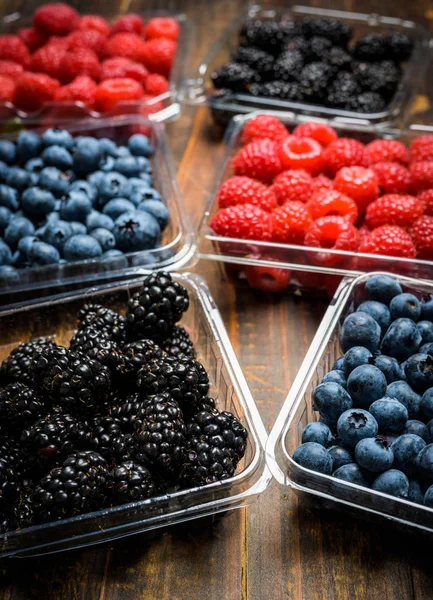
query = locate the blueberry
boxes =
[98,172,131,205]
[347,364,387,409]
[60,191,92,222]
[0,238,12,265]
[0,264,19,284]
[90,227,115,252]
[137,200,168,230]
[340,312,381,353]
[333,463,370,487]
[37,166,69,198]
[73,138,102,175]
[416,320,433,345]
[421,389,433,422]
[130,188,162,206]
[128,134,154,157]
[421,294,433,321]
[370,354,403,384]
[0,184,18,211]
[343,346,372,375]
[0,161,9,183]
[24,157,45,174]
[332,357,345,371]
[21,186,56,216]
[4,216,35,249]
[63,234,103,261]
[355,437,394,473]
[381,318,422,361]
[357,300,391,334]
[102,198,135,220]
[327,445,353,471]
[0,206,11,234]
[42,145,73,170]
[0,140,16,165]
[404,353,433,393]
[301,422,333,447]
[98,138,119,157]
[312,382,352,425]
[69,180,97,204]
[102,248,125,259]
[424,484,433,507]
[365,274,402,305]
[408,479,425,504]
[116,145,131,157]
[87,170,105,188]
[112,156,141,177]
[372,469,409,498]
[128,177,153,194]
[420,342,433,356]
[293,442,333,474]
[16,130,41,162]
[18,235,38,254]
[46,212,60,224]
[10,249,26,267]
[390,293,421,321]
[86,210,114,232]
[5,167,30,192]
[69,221,87,236]
[391,433,426,476]
[321,369,347,389]
[416,444,433,483]
[386,381,421,419]
[99,155,116,172]
[28,241,60,265]
[369,397,408,433]
[405,420,427,437]
[42,128,73,149]
[42,220,73,251]
[337,408,378,448]
[423,420,433,444]
[113,210,160,252]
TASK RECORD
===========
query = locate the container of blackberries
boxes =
[267,272,433,534]
[0,271,270,557]
[196,5,429,127]
[0,116,195,298]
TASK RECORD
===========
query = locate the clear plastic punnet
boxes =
[0,273,271,557]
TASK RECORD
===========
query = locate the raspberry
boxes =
[143,17,180,41]
[322,138,365,177]
[292,122,337,147]
[241,115,289,145]
[271,202,313,244]
[278,136,323,175]
[244,265,291,292]
[357,224,371,247]
[102,33,147,64]
[333,166,379,213]
[0,75,15,103]
[0,36,30,66]
[66,30,106,57]
[409,215,433,259]
[409,136,433,163]
[306,190,358,223]
[95,78,143,113]
[358,225,416,258]
[371,161,411,194]
[209,204,271,241]
[141,38,177,78]
[312,174,333,194]
[324,275,343,298]
[33,3,79,36]
[417,189,433,216]
[58,48,101,84]
[365,194,423,229]
[0,60,23,78]
[18,27,48,52]
[54,75,97,110]
[78,16,110,36]
[145,73,169,96]
[217,176,277,211]
[30,43,67,80]
[304,216,359,266]
[111,15,144,36]
[15,72,60,113]
[232,139,282,183]
[100,58,148,86]
[363,139,409,166]
[270,170,313,204]
[295,270,325,289]
[410,161,433,194]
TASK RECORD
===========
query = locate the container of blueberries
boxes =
[267,272,433,533]
[0,271,270,557]
[190,5,430,128]
[0,116,196,298]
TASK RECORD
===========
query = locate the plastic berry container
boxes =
[0,272,270,557]
[267,271,433,534]
[0,115,196,300]
[188,4,430,129]
[198,111,433,285]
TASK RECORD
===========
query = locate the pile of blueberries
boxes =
[293,274,433,506]
[0,127,169,282]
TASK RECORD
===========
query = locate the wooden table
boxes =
[2,1,433,598]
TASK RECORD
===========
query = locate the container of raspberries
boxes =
[194,5,429,128]
[199,111,433,293]
[0,115,196,297]
[267,272,433,533]
[0,2,191,123]
[0,271,269,557]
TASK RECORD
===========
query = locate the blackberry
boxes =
[88,415,133,464]
[136,356,209,411]
[0,515,16,533]
[387,32,413,62]
[108,461,160,505]
[69,326,123,371]
[115,339,164,385]
[179,408,248,488]
[0,437,24,511]
[301,17,353,47]
[160,325,196,359]
[272,50,304,82]
[299,61,333,101]
[133,393,185,475]
[183,396,216,418]
[231,47,275,81]
[110,393,148,433]
[0,382,45,432]
[346,92,386,113]
[77,304,126,345]
[211,62,259,93]
[353,33,389,61]
[32,450,109,523]
[0,339,56,387]
[308,36,332,61]
[354,60,401,101]
[35,345,111,415]
[240,19,297,56]
[327,47,352,72]
[249,81,302,101]
[126,272,189,342]
[14,493,34,529]
[285,35,310,55]
[327,71,361,108]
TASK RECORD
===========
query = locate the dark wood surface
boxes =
[2,1,433,598]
